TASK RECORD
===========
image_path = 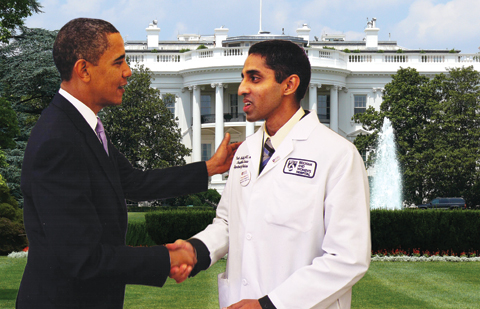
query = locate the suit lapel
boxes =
[51,94,124,201]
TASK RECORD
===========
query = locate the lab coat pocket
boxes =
[264,182,318,232]
[218,272,229,308]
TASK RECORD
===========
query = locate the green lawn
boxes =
[127,212,147,224]
[1,256,479,309]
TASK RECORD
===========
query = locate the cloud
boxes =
[394,0,480,52]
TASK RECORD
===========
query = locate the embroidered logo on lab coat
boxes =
[233,155,251,170]
[283,158,317,178]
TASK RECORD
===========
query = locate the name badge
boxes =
[240,170,251,187]
[283,158,317,178]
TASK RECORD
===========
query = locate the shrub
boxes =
[0,174,27,255]
[371,209,480,254]
[196,44,208,50]
[0,218,27,255]
[126,222,156,247]
[145,209,216,245]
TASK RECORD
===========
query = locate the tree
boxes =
[426,67,480,205]
[0,0,42,43]
[0,174,27,255]
[353,66,480,207]
[0,97,19,149]
[0,27,60,115]
[102,64,191,170]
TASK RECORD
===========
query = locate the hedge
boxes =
[145,208,216,245]
[371,209,480,254]
[127,208,480,255]
[126,222,156,247]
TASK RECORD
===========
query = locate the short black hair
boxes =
[53,18,119,81]
[248,40,311,103]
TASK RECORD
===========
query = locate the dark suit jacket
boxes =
[17,93,208,308]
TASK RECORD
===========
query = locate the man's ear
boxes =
[72,59,91,82]
[283,74,300,97]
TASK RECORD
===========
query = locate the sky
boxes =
[25,0,480,54]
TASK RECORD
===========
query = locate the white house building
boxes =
[125,18,480,192]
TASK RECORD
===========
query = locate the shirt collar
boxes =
[59,88,98,132]
[264,106,305,149]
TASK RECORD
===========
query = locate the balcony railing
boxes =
[126,47,480,71]
[201,113,246,124]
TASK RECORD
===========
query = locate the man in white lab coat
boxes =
[169,40,371,309]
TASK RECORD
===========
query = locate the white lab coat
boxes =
[193,112,370,309]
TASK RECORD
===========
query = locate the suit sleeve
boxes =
[113,145,208,202]
[268,146,371,309]
[29,137,184,287]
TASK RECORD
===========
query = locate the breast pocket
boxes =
[264,181,320,232]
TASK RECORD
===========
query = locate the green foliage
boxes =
[102,64,190,170]
[0,27,60,114]
[179,48,191,53]
[396,49,404,53]
[162,189,221,207]
[0,174,26,255]
[371,209,480,254]
[353,67,480,206]
[343,48,351,53]
[0,141,26,205]
[196,44,207,50]
[322,46,335,50]
[145,209,216,245]
[126,222,156,246]
[0,0,42,43]
[0,98,19,149]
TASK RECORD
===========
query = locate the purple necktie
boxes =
[95,117,109,155]
[259,137,274,174]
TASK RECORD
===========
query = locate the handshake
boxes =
[166,239,196,283]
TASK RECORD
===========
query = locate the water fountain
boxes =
[370,117,403,210]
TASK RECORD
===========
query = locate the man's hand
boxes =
[167,240,196,283]
[206,133,242,176]
[166,239,196,283]
[224,299,261,309]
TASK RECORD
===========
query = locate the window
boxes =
[354,95,367,114]
[317,94,330,122]
[230,94,238,118]
[201,95,211,116]
[163,94,175,116]
[201,144,212,161]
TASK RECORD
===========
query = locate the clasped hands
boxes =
[166,239,195,283]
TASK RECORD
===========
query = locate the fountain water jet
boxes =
[370,117,403,210]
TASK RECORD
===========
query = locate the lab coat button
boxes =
[242,279,248,286]
[246,233,252,240]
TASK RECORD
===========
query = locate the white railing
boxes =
[421,55,445,63]
[224,48,244,57]
[348,55,373,62]
[156,54,180,62]
[125,49,480,71]
[198,50,213,58]
[384,55,408,63]
[457,55,480,63]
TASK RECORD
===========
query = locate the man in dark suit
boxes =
[17,18,239,308]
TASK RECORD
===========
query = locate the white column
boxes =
[330,85,339,132]
[191,85,201,162]
[309,83,319,113]
[212,83,225,185]
[246,121,255,137]
[213,83,225,151]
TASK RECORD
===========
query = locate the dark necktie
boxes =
[95,117,109,155]
[259,137,274,174]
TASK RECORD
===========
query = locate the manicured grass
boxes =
[2,256,479,309]
[127,212,147,224]
[352,262,480,308]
